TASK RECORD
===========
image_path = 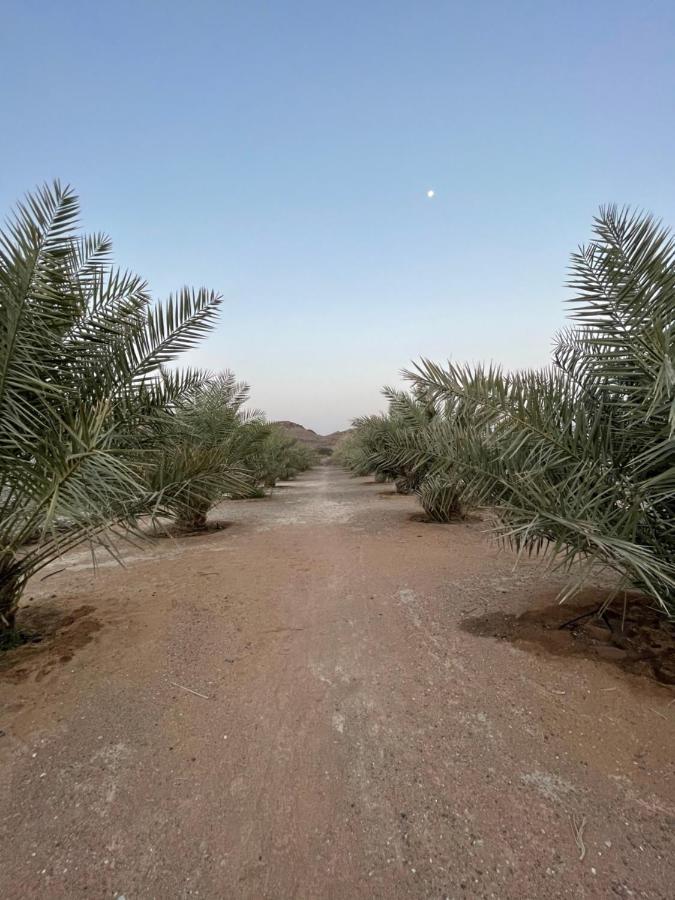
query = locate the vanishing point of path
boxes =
[1,466,673,898]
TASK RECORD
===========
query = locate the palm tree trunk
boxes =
[0,556,25,639]
[395,477,412,494]
[176,511,208,531]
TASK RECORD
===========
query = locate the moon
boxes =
[426,189,435,198]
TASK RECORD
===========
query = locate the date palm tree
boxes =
[408,207,675,615]
[336,388,466,520]
[252,426,319,486]
[0,182,221,636]
[148,371,266,529]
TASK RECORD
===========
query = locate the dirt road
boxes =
[1,466,673,898]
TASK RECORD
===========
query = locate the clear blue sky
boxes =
[3,1,675,432]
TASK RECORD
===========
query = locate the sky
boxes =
[3,1,675,432]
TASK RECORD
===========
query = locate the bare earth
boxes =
[1,466,673,898]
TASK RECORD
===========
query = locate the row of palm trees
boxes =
[0,182,316,637]
[336,207,675,617]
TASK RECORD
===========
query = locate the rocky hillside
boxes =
[273,421,351,455]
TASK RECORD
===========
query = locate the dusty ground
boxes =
[1,466,673,899]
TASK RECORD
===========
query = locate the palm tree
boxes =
[148,378,320,523]
[336,388,466,520]
[148,371,267,528]
[0,182,222,636]
[254,426,318,485]
[408,207,675,615]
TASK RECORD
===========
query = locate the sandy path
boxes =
[1,466,673,898]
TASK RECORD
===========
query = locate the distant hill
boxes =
[273,421,351,456]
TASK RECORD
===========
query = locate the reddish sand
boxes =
[1,466,673,898]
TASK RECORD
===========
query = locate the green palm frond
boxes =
[341,206,675,614]
[0,181,222,632]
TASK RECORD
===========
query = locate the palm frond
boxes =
[0,182,222,631]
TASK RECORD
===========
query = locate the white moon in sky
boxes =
[426,189,435,198]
